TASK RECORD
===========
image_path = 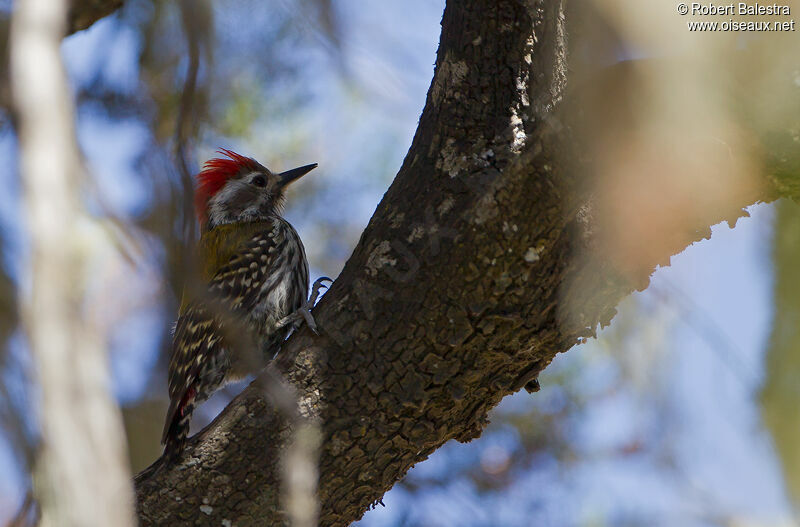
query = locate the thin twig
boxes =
[7,489,38,527]
[175,0,201,243]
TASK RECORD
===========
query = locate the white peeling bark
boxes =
[10,0,135,526]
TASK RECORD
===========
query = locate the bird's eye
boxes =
[252,175,267,187]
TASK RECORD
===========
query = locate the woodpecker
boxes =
[161,149,328,459]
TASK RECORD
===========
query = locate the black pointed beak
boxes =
[278,163,317,187]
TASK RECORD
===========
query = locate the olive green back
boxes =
[179,220,274,313]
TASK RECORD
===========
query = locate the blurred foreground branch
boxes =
[10,0,134,526]
[134,1,800,525]
[761,200,800,509]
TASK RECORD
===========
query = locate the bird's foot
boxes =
[300,277,332,333]
[277,277,332,335]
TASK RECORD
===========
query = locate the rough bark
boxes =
[133,1,800,526]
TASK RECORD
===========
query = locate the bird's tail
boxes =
[161,388,197,461]
[162,403,194,460]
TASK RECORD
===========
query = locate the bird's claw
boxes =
[309,276,333,306]
[291,306,317,334]
[287,277,332,335]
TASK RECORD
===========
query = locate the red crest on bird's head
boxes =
[194,149,259,227]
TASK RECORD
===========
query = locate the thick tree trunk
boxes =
[133,0,799,526]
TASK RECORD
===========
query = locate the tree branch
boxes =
[67,0,124,34]
[134,0,800,525]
